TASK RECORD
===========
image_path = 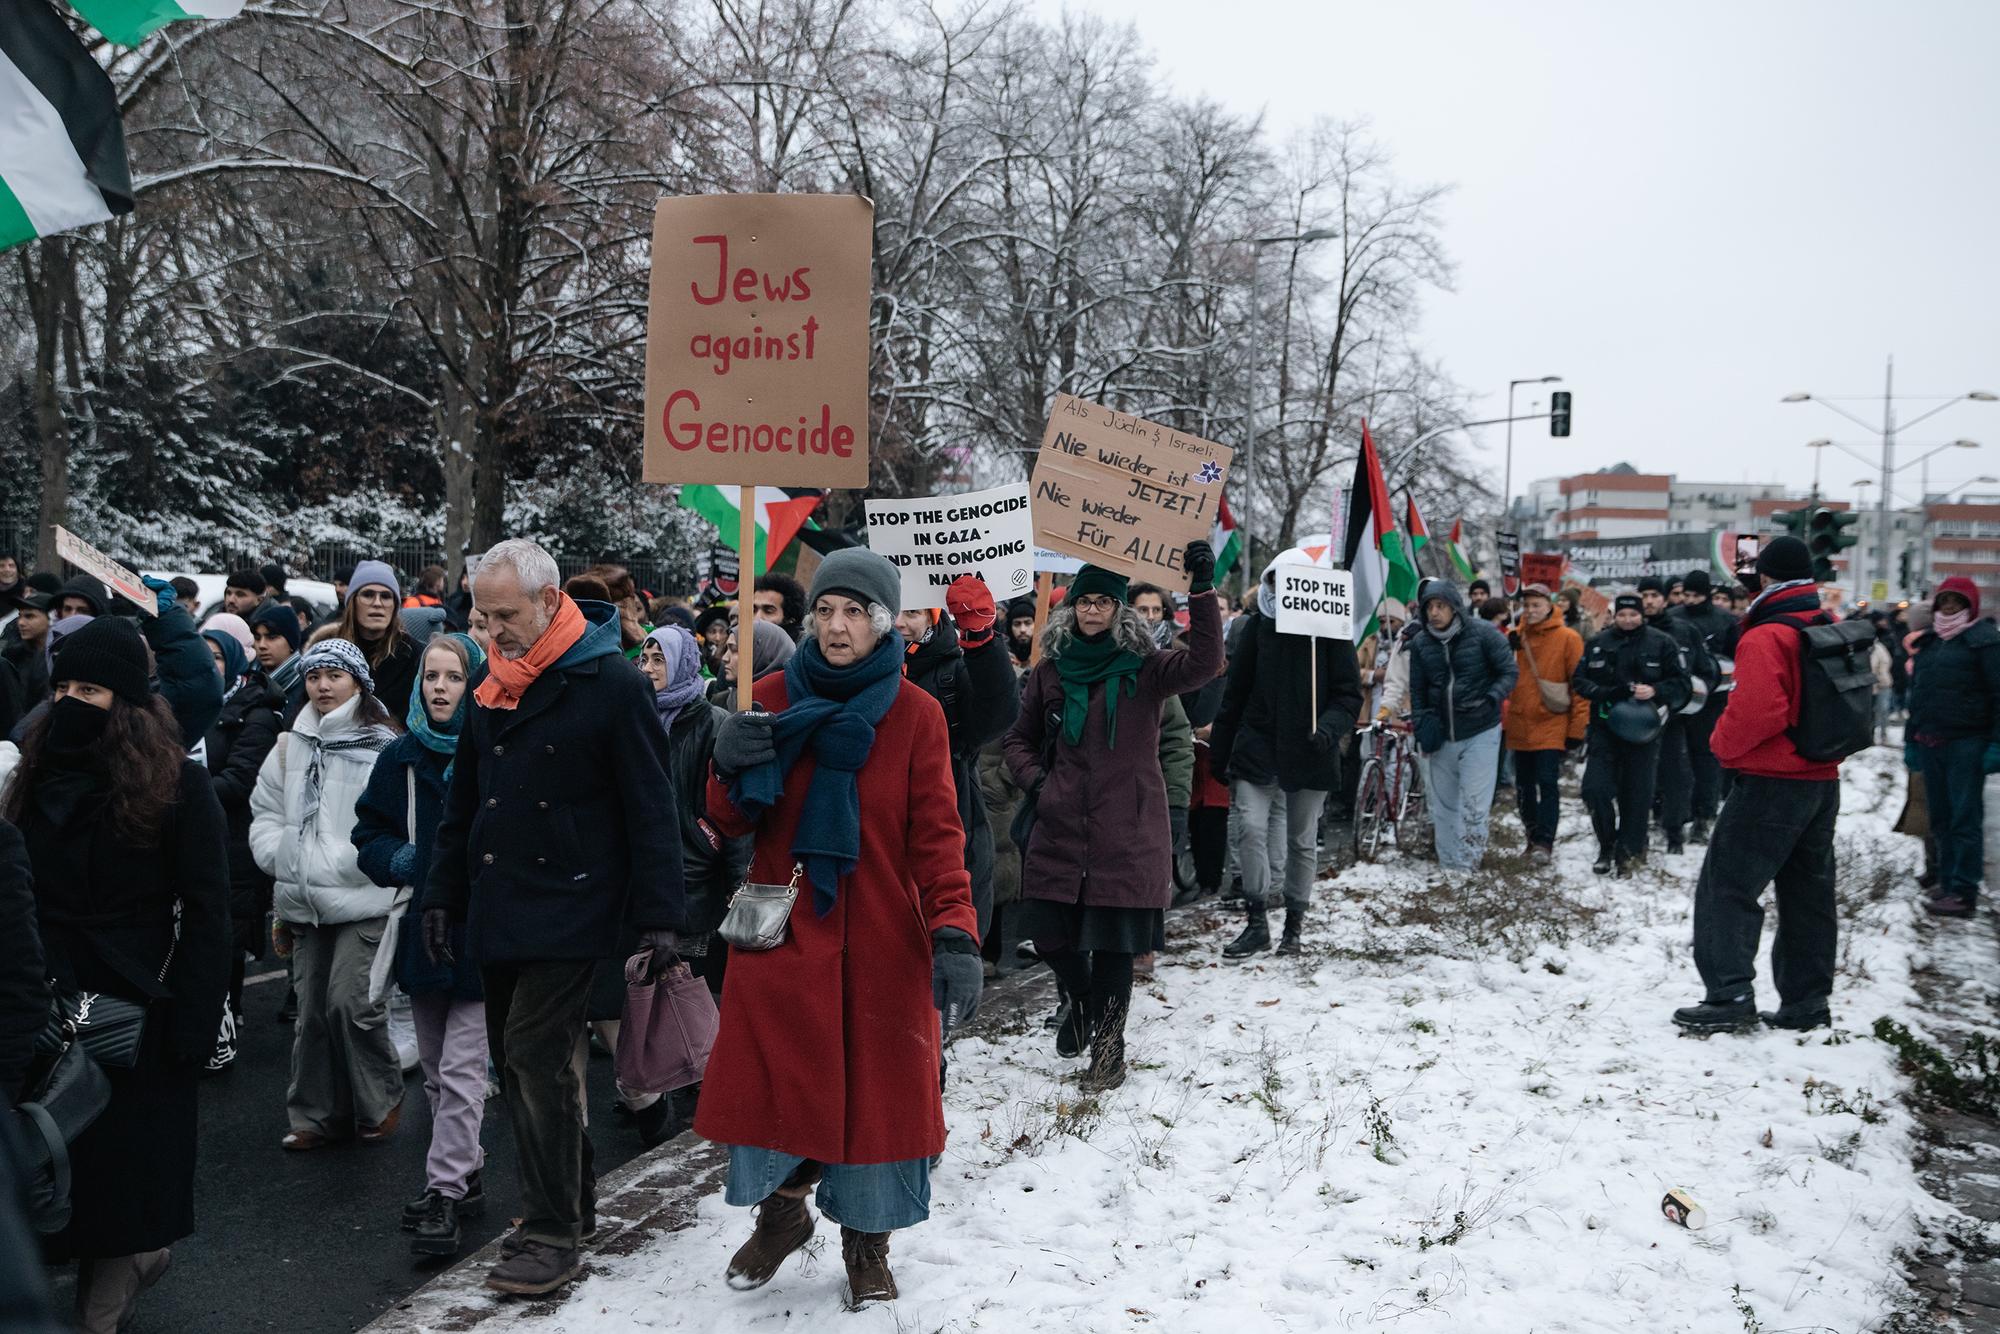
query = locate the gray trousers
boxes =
[1226,782,1289,889]
[287,916,403,1134]
[1233,781,1328,908]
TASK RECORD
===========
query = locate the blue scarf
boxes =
[404,632,486,783]
[727,630,905,915]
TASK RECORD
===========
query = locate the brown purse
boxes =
[1521,632,1572,715]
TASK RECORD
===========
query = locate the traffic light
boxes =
[1770,508,1812,541]
[1549,391,1572,437]
[1805,506,1862,584]
[1899,548,1914,590]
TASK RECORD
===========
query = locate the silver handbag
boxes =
[718,862,802,951]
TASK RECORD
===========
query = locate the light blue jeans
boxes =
[1427,725,1502,870]
[724,1146,931,1232]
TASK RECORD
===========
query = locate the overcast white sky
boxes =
[1030,0,2000,508]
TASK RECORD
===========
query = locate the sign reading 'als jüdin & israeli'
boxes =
[865,482,1035,610]
[1273,563,1353,640]
[1030,394,1233,593]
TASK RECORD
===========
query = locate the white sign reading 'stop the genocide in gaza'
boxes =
[1273,563,1354,640]
[865,482,1036,610]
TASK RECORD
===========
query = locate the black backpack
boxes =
[1785,617,1877,763]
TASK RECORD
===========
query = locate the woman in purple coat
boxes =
[1004,542,1221,1090]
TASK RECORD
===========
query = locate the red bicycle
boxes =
[1351,719,1425,861]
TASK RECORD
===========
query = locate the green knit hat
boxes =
[1068,565,1129,605]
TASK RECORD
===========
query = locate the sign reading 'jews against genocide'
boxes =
[642,194,872,488]
[1273,563,1353,640]
[865,483,1036,610]
[1030,394,1234,592]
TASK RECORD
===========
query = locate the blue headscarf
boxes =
[202,628,249,691]
[405,632,487,781]
[645,625,707,733]
[726,629,905,915]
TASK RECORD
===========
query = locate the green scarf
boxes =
[1056,631,1143,749]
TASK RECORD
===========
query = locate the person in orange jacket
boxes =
[1502,585,1589,857]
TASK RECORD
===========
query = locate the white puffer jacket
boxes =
[249,694,397,926]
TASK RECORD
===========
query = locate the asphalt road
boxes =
[51,971,649,1334]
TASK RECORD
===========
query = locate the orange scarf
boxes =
[475,592,588,711]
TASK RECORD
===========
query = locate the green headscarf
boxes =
[1056,629,1143,749]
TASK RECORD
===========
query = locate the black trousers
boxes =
[1655,716,1693,839]
[483,960,598,1248]
[1190,807,1230,891]
[1581,726,1660,862]
[1513,749,1565,848]
[1692,775,1840,1009]
[1683,692,1725,822]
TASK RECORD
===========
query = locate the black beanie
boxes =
[1614,593,1643,615]
[1757,535,1813,582]
[51,616,151,704]
[57,575,106,617]
[250,600,303,655]
[226,567,267,596]
[1682,569,1713,597]
[1636,575,1666,596]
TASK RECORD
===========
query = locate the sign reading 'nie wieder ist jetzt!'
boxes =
[642,194,872,488]
[1030,394,1234,593]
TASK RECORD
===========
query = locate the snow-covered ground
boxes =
[471,746,1942,1332]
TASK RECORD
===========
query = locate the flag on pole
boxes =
[63,0,243,47]
[0,1,134,254]
[1210,494,1242,585]
[1342,421,1419,642]
[678,486,824,572]
[1443,517,1476,581]
[1405,495,1431,554]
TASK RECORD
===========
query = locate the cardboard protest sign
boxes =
[1272,563,1354,640]
[1497,530,1522,595]
[642,194,872,489]
[1519,552,1565,590]
[865,483,1035,610]
[1030,394,1233,592]
[55,526,154,616]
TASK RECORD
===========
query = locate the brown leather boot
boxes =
[841,1227,897,1306]
[725,1165,820,1291]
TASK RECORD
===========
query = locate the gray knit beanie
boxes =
[809,548,901,617]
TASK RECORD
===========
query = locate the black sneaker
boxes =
[485,1239,580,1296]
[401,1188,440,1232]
[1759,1004,1831,1032]
[411,1193,463,1258]
[1592,850,1613,875]
[1672,997,1758,1032]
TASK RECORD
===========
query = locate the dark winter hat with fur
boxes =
[1756,535,1814,583]
[52,615,151,704]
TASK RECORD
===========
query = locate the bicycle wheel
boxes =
[1352,758,1386,861]
[1393,743,1425,833]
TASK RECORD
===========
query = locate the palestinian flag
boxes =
[678,485,823,574]
[1443,517,1476,580]
[0,1,133,254]
[1211,494,1242,584]
[1342,420,1419,642]
[65,0,243,47]
[1405,495,1430,554]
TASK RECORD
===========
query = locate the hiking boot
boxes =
[1275,904,1305,957]
[1054,998,1092,1059]
[1925,895,1977,919]
[724,1177,817,1291]
[411,1192,464,1258]
[1671,997,1758,1033]
[1760,1004,1832,1032]
[841,1227,897,1307]
[402,1170,483,1230]
[1223,905,1270,960]
[484,1238,580,1296]
[401,1189,439,1232]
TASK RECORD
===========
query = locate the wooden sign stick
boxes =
[1028,572,1053,667]
[737,484,757,712]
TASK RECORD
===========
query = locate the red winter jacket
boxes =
[1710,590,1840,781]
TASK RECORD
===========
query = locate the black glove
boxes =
[1183,540,1216,595]
[931,928,983,1032]
[1168,805,1189,855]
[713,704,776,777]
[422,908,453,966]
[1311,718,1342,755]
[637,928,680,976]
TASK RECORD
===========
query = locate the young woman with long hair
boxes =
[333,561,421,719]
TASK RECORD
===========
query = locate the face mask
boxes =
[48,694,113,749]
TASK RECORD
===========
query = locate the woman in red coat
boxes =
[1003,542,1221,1090]
[698,548,978,1309]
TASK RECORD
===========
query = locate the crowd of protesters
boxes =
[0,524,1977,1325]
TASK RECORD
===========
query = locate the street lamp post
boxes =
[1242,227,1338,575]
[1503,375,1562,525]
[1783,359,1997,597]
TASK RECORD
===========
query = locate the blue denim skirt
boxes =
[723,1145,932,1233]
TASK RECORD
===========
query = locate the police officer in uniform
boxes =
[1639,575,1716,855]
[1572,592,1692,875]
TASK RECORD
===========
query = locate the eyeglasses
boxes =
[1071,595,1117,612]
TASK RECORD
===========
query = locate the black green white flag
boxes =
[0,0,133,253]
